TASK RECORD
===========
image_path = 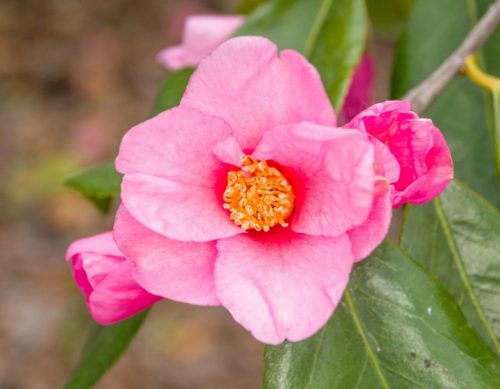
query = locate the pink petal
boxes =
[215,231,353,344]
[156,46,191,71]
[347,178,392,261]
[156,15,245,70]
[181,36,336,151]
[116,106,242,242]
[66,232,160,324]
[347,100,412,129]
[66,231,122,261]
[113,206,220,306]
[371,137,400,183]
[339,54,375,125]
[253,122,375,237]
[346,101,453,207]
[392,122,454,206]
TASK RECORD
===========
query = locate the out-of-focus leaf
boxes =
[152,68,194,115]
[236,0,266,14]
[400,181,500,353]
[391,0,500,206]
[234,0,367,111]
[63,311,149,389]
[477,0,500,78]
[65,161,121,213]
[264,242,500,388]
[366,0,415,36]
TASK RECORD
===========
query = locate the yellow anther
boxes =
[223,156,295,232]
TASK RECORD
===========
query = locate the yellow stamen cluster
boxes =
[223,156,295,232]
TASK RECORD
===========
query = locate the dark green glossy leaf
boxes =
[65,161,121,213]
[152,68,194,115]
[400,181,500,354]
[234,0,367,110]
[391,0,500,206]
[63,311,149,389]
[264,242,500,388]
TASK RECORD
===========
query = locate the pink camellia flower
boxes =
[345,100,453,207]
[66,232,161,324]
[114,36,393,344]
[156,15,244,70]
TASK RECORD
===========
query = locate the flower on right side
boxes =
[345,100,453,208]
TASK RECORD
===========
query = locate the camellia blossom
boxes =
[66,232,161,324]
[345,100,453,207]
[67,36,452,344]
[113,36,395,344]
[156,14,244,70]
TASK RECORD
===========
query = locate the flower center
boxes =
[223,156,295,232]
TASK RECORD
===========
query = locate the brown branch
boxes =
[403,0,500,114]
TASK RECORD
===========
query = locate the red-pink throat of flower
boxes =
[223,156,295,232]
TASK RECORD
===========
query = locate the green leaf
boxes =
[63,311,149,389]
[236,0,267,14]
[234,0,367,110]
[391,0,500,206]
[152,68,194,115]
[365,0,415,36]
[65,161,122,213]
[264,242,500,388]
[400,181,500,354]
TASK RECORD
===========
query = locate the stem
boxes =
[464,55,500,91]
[403,0,500,114]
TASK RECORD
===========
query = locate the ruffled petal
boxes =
[181,36,336,151]
[253,122,375,237]
[345,101,453,207]
[391,120,453,206]
[347,178,392,261]
[116,106,242,241]
[215,231,353,344]
[347,100,412,129]
[156,15,244,70]
[113,206,220,306]
[66,232,160,324]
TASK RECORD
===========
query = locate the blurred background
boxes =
[0,0,405,387]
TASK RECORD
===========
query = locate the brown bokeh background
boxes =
[0,1,395,387]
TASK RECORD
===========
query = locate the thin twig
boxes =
[403,0,500,114]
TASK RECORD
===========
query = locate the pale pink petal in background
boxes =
[156,15,244,70]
